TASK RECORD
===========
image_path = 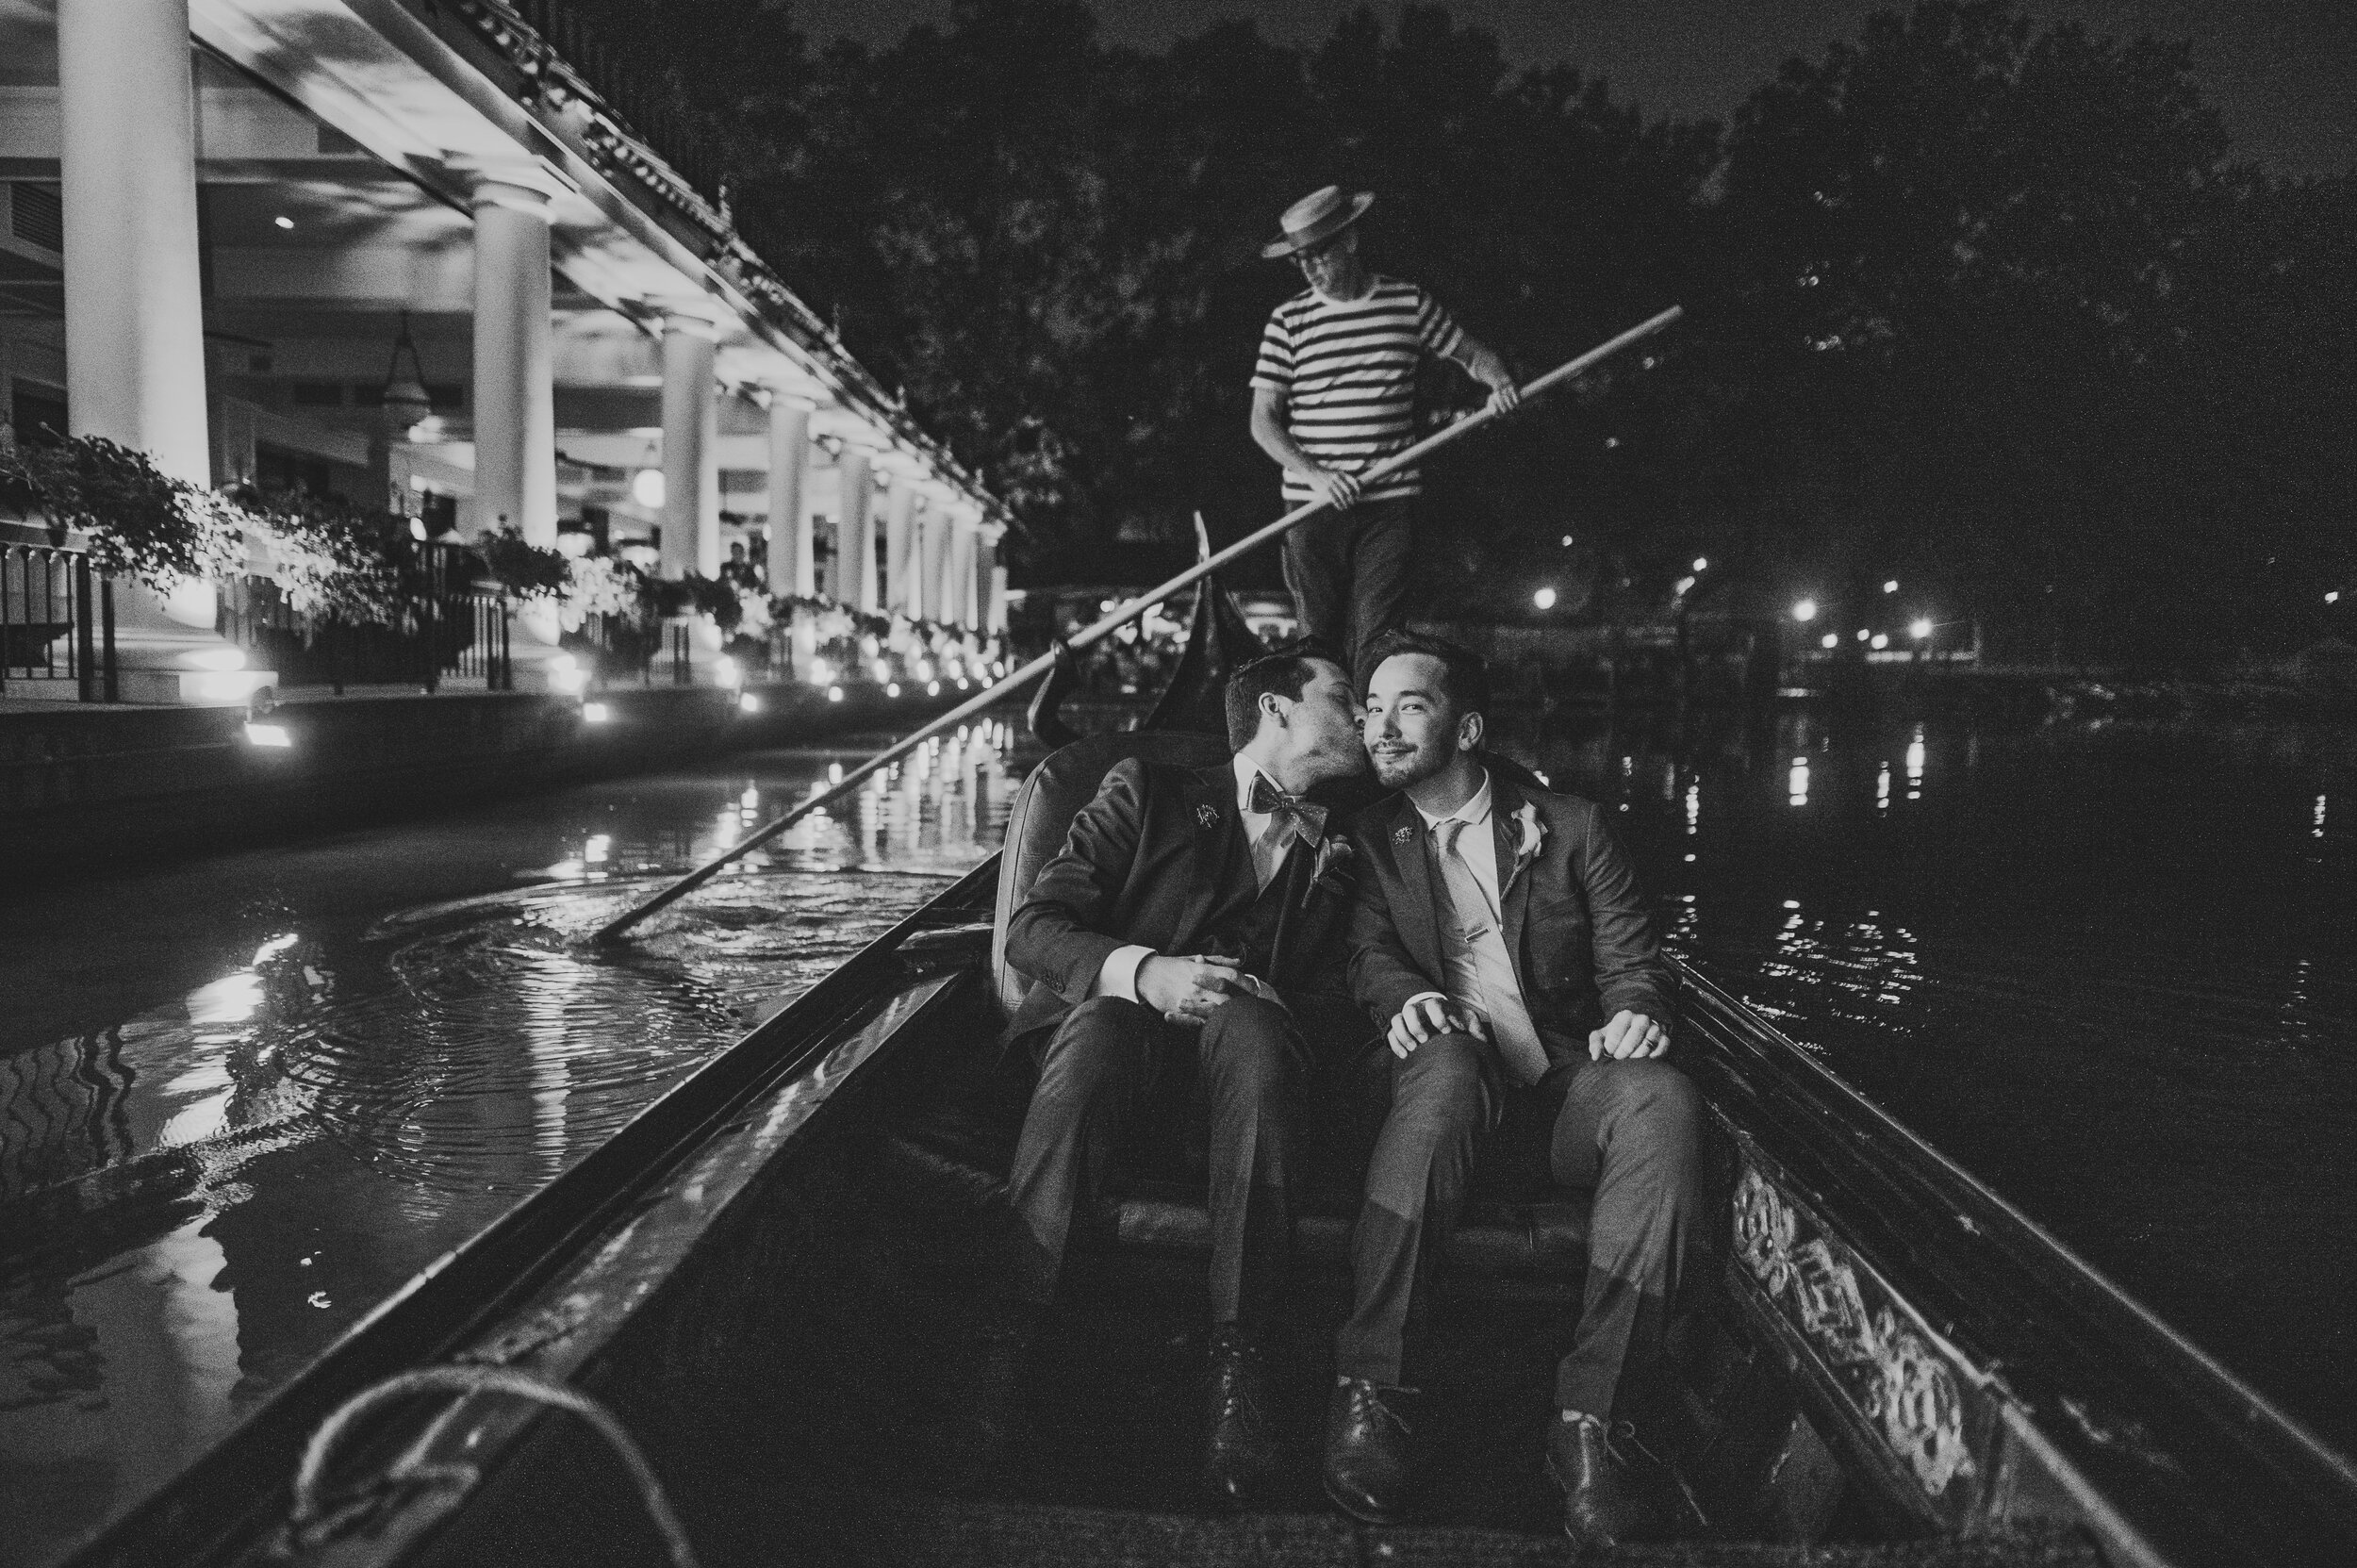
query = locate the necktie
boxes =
[1436,817,1551,1085]
[1247,773,1328,847]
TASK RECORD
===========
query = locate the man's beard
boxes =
[1369,743,1440,788]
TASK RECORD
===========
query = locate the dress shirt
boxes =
[1094,753,1294,1009]
[1401,769,1537,1026]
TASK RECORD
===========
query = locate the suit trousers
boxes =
[1335,1034,1706,1419]
[1000,993,1307,1326]
[1280,494,1416,685]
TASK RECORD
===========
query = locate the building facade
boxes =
[0,0,1010,700]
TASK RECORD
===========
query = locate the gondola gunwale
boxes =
[65,861,1000,1568]
[1678,959,2357,1566]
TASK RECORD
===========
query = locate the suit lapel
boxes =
[1176,764,1249,947]
[1491,773,1536,978]
[1393,802,1447,980]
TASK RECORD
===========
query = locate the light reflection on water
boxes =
[0,720,1022,1567]
[1509,706,2357,1456]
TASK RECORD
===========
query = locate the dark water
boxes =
[0,720,1021,1566]
[1,708,2350,1564]
[1505,706,2357,1461]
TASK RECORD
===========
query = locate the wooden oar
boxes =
[591,305,1683,944]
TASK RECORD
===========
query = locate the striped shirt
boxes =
[1251,276,1465,503]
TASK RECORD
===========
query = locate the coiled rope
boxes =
[281,1365,701,1567]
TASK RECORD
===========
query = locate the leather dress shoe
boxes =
[1202,1325,1277,1505]
[1323,1377,1415,1523]
[1545,1411,1667,1547]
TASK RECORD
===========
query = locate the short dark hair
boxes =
[1363,630,1491,724]
[1224,636,1343,751]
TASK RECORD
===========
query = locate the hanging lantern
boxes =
[380,312,434,437]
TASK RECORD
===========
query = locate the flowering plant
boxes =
[558,553,646,631]
[478,528,571,601]
[1,433,248,589]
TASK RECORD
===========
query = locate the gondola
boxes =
[61,575,2357,1568]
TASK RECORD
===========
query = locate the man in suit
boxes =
[988,640,1370,1503]
[1326,631,1704,1545]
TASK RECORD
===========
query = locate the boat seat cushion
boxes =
[989,729,1233,1021]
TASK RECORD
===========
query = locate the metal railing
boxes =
[217,542,515,696]
[2,541,116,701]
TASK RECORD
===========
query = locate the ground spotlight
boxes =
[1820,634,1838,650]
[582,701,613,723]
[1910,619,1933,640]
[828,686,845,702]
[886,682,901,698]
[242,721,292,748]
[1533,586,1558,610]
[927,681,941,696]
[737,693,763,714]
[1792,599,1818,622]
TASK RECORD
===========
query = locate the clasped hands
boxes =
[1385,997,1669,1063]
[1137,953,1245,1027]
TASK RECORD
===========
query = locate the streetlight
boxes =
[1883,580,1899,594]
[1691,556,1708,572]
[1909,619,1933,640]
[1792,598,1818,622]
[1855,627,1871,641]
[1820,633,1838,650]
[1533,586,1558,610]
[2330,591,2343,604]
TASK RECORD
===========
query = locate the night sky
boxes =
[788,0,2356,177]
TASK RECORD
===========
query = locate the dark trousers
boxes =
[1281,494,1416,685]
[1335,1034,1706,1418]
[1000,994,1306,1326]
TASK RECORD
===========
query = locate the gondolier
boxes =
[1250,186,1521,683]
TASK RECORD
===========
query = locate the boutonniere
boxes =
[1508,802,1547,873]
[1393,823,1416,845]
[1197,802,1221,831]
[1311,836,1356,895]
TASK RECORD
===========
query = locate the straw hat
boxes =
[1261,186,1375,260]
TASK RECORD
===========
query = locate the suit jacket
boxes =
[1345,770,1674,1065]
[1004,757,1365,1050]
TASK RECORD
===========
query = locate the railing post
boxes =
[100,576,117,701]
[74,553,96,701]
[421,588,439,696]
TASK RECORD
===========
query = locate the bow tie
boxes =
[1247,774,1328,846]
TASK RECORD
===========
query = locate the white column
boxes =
[658,319,718,579]
[883,480,920,619]
[59,0,207,487]
[920,498,954,628]
[978,529,1001,631]
[57,0,270,702]
[989,562,1011,635]
[838,448,876,613]
[469,183,556,544]
[946,522,975,631]
[766,399,813,597]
